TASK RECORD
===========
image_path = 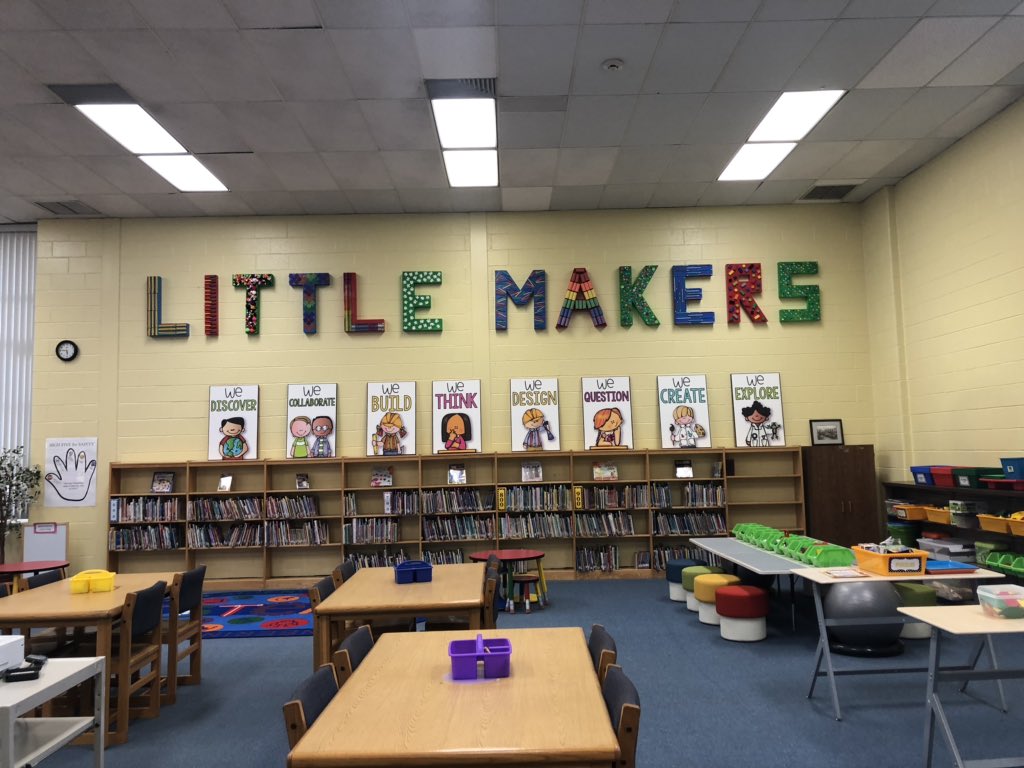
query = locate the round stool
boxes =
[666,558,704,602]
[683,566,724,612]
[694,573,741,625]
[894,582,937,640]
[715,585,770,642]
[513,573,540,614]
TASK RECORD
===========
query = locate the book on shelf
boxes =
[521,461,543,482]
[592,461,618,481]
[295,473,310,490]
[447,463,467,485]
[151,471,175,493]
[674,460,693,479]
[218,474,233,492]
[369,466,393,487]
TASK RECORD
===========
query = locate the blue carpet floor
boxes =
[44,578,1024,768]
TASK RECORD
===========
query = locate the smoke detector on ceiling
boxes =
[602,58,625,72]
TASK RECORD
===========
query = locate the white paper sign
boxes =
[208,385,259,460]
[367,381,417,456]
[581,376,633,450]
[286,384,337,459]
[657,375,712,449]
[730,372,785,447]
[43,437,98,507]
[510,378,561,452]
[432,379,482,454]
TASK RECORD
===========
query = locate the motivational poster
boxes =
[509,377,560,452]
[366,381,417,456]
[657,375,711,449]
[581,376,633,450]
[286,384,337,459]
[432,379,482,453]
[730,373,785,447]
[208,385,260,460]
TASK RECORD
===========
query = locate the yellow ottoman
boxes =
[693,573,741,625]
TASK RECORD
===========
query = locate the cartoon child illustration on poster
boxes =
[310,415,334,458]
[521,408,556,450]
[442,413,471,451]
[372,412,407,456]
[219,417,249,460]
[669,406,707,449]
[741,401,781,447]
[289,416,311,458]
[593,408,624,448]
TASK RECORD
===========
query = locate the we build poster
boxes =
[432,379,482,453]
[286,384,337,458]
[208,385,259,460]
[367,381,417,456]
[509,377,560,452]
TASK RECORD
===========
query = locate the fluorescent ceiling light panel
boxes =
[431,98,496,149]
[443,149,498,187]
[748,90,845,142]
[718,143,796,181]
[140,155,227,192]
[76,104,186,154]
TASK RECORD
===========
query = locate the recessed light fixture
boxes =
[75,104,186,155]
[140,155,228,192]
[430,98,497,149]
[719,143,797,181]
[749,90,845,142]
[427,79,499,188]
[442,149,498,188]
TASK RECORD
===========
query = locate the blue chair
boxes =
[331,625,373,685]
[282,664,339,748]
[588,624,617,683]
[603,664,640,768]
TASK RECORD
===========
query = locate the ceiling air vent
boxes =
[800,184,858,202]
[425,78,496,99]
[34,200,102,216]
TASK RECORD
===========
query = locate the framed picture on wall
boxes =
[810,419,844,446]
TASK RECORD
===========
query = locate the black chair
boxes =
[23,568,63,590]
[602,664,640,768]
[282,663,339,748]
[331,559,358,589]
[588,624,617,683]
[162,565,206,705]
[331,624,373,685]
[18,568,68,653]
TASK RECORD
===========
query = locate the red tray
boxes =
[981,478,1024,491]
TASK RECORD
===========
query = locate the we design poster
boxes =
[432,379,482,453]
[509,377,560,452]
[367,381,417,456]
[730,373,785,447]
[657,375,711,449]
[581,376,633,450]
[208,385,259,460]
[286,384,337,459]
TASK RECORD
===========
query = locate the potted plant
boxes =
[0,446,41,564]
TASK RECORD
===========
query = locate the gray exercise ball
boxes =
[823,582,903,653]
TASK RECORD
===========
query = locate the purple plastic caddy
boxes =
[448,633,512,680]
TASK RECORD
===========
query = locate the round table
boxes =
[468,549,548,612]
[0,560,70,592]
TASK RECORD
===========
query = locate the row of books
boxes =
[653,511,728,536]
[345,550,408,568]
[266,520,330,546]
[650,482,725,508]
[187,522,264,548]
[109,497,182,523]
[187,497,263,522]
[502,484,573,512]
[422,549,466,565]
[421,488,495,514]
[266,496,319,519]
[343,518,399,544]
[499,512,573,539]
[422,515,495,541]
[576,545,619,572]
[579,484,648,510]
[574,511,637,537]
[108,524,183,551]
[652,545,722,571]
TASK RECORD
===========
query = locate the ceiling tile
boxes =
[807,88,917,141]
[158,29,282,102]
[549,185,604,210]
[648,181,708,207]
[236,190,307,215]
[261,153,338,191]
[414,27,497,79]
[497,0,582,25]
[321,151,394,189]
[328,29,425,99]
[450,187,501,211]
[243,30,354,101]
[295,191,355,215]
[756,0,847,20]
[877,137,957,177]
[715,21,831,92]
[128,0,236,28]
[842,0,932,17]
[871,86,987,139]
[1000,61,1024,84]
[661,144,739,182]
[403,0,494,26]
[498,26,578,96]
[498,148,558,186]
[2,1,61,30]
[0,113,61,155]
[36,0,146,29]
[76,193,154,217]
[2,161,67,196]
[497,110,565,149]
[698,181,758,206]
[599,184,655,209]
[824,140,917,177]
[554,148,618,185]
[223,0,320,29]
[217,102,315,153]
[380,150,447,188]
[843,176,898,202]
[671,0,759,22]
[571,24,662,95]
[0,53,63,106]
[933,85,1024,136]
[290,102,376,152]
[148,103,250,154]
[787,19,918,90]
[858,17,998,88]
[396,188,454,213]
[584,0,673,24]
[316,0,409,28]
[747,180,815,204]
[76,155,178,194]
[622,94,704,145]
[643,23,746,93]
[0,31,111,83]
[11,104,125,155]
[197,154,284,192]
[607,147,674,184]
[683,92,778,144]
[128,194,205,216]
[359,100,437,150]
[344,188,403,213]
[562,96,635,147]
[930,18,1024,86]
[1014,1,1024,13]
[926,0,1019,15]
[770,141,857,180]
[501,186,552,210]
[0,195,57,222]
[182,192,255,216]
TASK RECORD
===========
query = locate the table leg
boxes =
[313,614,327,670]
[94,619,127,747]
[922,627,939,768]
[469,607,481,630]
[504,566,515,613]
[985,635,1008,713]
[807,582,842,720]
[536,560,549,606]
[94,660,106,768]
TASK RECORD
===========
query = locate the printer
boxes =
[0,635,25,673]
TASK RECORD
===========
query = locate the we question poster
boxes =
[581,376,633,450]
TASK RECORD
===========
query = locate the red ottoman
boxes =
[715,585,770,642]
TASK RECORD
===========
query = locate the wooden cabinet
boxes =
[802,445,880,546]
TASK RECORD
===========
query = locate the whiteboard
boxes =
[22,522,69,562]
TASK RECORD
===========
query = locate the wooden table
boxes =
[0,571,174,747]
[0,560,70,591]
[313,563,485,668]
[289,627,620,768]
[899,604,1024,768]
[468,549,548,611]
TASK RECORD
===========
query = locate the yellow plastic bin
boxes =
[70,569,116,593]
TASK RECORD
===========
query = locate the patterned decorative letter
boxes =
[288,273,331,334]
[401,271,443,333]
[725,263,766,324]
[618,265,659,328]
[671,265,714,325]
[232,274,275,335]
[495,270,546,330]
[146,276,190,338]
[344,272,386,333]
[557,268,607,330]
[778,262,821,322]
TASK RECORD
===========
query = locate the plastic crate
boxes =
[1008,518,1024,537]
[924,507,951,525]
[394,560,433,584]
[932,466,956,488]
[975,541,1005,566]
[977,585,1024,619]
[1000,458,1024,478]
[982,477,1024,491]
[892,504,929,521]
[70,569,115,593]
[807,544,855,568]
[910,466,935,485]
[852,545,928,576]
[977,514,1011,533]
[449,634,512,680]
[916,538,975,563]
[953,467,1003,489]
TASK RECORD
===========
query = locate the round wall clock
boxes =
[55,340,79,362]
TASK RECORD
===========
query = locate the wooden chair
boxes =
[162,565,206,705]
[331,624,373,685]
[588,624,618,683]
[602,664,640,768]
[283,663,339,749]
[330,559,357,589]
[310,573,347,653]
[17,569,68,654]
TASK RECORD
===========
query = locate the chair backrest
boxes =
[602,664,640,768]
[588,623,618,683]
[331,625,374,685]
[282,663,339,749]
[341,559,357,582]
[486,565,503,620]
[308,574,335,608]
[483,567,499,629]
[25,569,63,590]
[173,565,207,619]
[126,580,168,642]
[486,553,500,570]
[0,582,9,598]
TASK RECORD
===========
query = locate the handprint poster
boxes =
[43,437,98,507]
[510,378,560,452]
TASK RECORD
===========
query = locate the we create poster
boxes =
[730,373,785,447]
[432,379,482,453]
[286,384,337,458]
[657,375,711,449]
[509,378,560,452]
[208,385,259,460]
[367,381,416,456]
[581,376,633,450]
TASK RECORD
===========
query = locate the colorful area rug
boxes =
[199,591,313,639]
